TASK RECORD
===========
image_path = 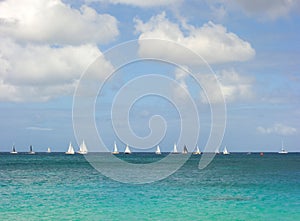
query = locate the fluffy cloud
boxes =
[0,0,117,102]
[134,12,255,64]
[199,69,254,103]
[257,123,297,136]
[217,69,254,102]
[0,0,119,45]
[170,67,254,104]
[86,0,182,7]
[0,38,99,86]
[0,38,113,102]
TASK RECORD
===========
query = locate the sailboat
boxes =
[10,145,17,154]
[172,143,179,154]
[193,146,201,155]
[65,142,75,155]
[112,141,119,154]
[77,140,88,155]
[28,145,35,154]
[182,145,188,154]
[124,144,131,154]
[155,145,161,154]
[215,147,220,154]
[47,147,51,153]
[278,140,288,154]
[223,146,230,155]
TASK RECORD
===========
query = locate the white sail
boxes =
[223,146,229,155]
[66,142,75,154]
[78,140,88,154]
[10,145,17,154]
[112,141,119,154]
[172,143,178,154]
[155,145,161,154]
[278,140,288,154]
[124,144,131,154]
[47,147,51,153]
[193,146,201,155]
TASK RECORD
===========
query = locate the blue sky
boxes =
[0,0,299,152]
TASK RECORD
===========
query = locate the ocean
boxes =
[0,153,299,220]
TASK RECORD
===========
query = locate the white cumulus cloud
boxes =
[257,123,297,136]
[0,0,119,45]
[0,38,113,102]
[134,12,255,64]
[0,0,117,102]
[199,69,254,103]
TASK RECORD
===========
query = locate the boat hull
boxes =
[77,151,87,155]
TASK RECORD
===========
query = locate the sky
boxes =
[0,0,299,152]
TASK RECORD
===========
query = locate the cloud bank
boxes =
[257,123,297,136]
[0,0,119,45]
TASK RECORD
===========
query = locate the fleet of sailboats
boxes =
[3,141,291,154]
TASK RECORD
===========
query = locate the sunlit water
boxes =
[0,153,299,220]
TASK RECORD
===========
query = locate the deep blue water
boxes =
[0,153,299,220]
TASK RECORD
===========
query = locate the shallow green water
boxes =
[0,153,299,220]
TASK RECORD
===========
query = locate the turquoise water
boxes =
[0,153,299,220]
